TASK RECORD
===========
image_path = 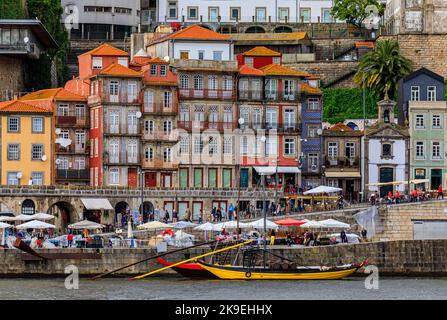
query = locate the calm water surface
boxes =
[1,277,446,300]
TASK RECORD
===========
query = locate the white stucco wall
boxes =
[172,42,232,60]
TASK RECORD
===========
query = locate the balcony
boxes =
[100,92,140,105]
[239,90,301,102]
[56,169,89,180]
[0,43,40,59]
[105,152,140,166]
[179,88,234,100]
[143,158,179,170]
[104,126,142,136]
[177,121,237,132]
[239,90,262,101]
[325,156,360,168]
[56,115,88,127]
[142,131,179,142]
[143,103,177,115]
[56,145,88,155]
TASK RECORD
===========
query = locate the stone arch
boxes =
[47,201,76,233]
[21,199,36,215]
[245,26,266,33]
[139,201,154,223]
[115,201,130,226]
[274,26,293,33]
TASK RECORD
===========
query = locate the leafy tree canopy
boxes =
[331,0,383,28]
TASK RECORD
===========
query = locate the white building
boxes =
[61,0,141,40]
[364,96,410,198]
[154,0,335,24]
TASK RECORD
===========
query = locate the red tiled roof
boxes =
[306,75,320,80]
[0,99,51,113]
[239,65,264,76]
[355,41,375,49]
[20,88,86,102]
[168,25,230,40]
[260,64,310,77]
[80,43,129,57]
[301,83,322,95]
[95,63,142,77]
[328,123,353,132]
[242,46,281,57]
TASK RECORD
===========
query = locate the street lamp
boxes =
[361,68,371,202]
[236,117,246,239]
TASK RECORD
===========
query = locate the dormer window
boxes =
[150,64,157,76]
[273,57,280,64]
[160,65,167,76]
[383,109,390,123]
[92,57,102,69]
[245,57,253,67]
[118,57,128,67]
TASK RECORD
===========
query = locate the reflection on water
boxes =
[0,277,446,300]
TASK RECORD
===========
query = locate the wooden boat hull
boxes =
[156,257,218,279]
[196,260,367,280]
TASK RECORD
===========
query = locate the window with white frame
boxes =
[273,57,280,64]
[266,136,277,156]
[95,137,98,157]
[164,91,172,108]
[150,64,157,76]
[163,120,172,135]
[127,80,137,102]
[432,142,441,159]
[179,105,190,121]
[427,86,436,101]
[252,79,261,99]
[239,79,249,99]
[345,142,355,158]
[58,157,69,169]
[109,168,119,185]
[128,140,138,163]
[416,141,424,159]
[432,114,441,128]
[194,135,204,154]
[160,65,167,76]
[223,106,232,124]
[266,107,277,129]
[164,148,172,162]
[328,142,338,159]
[167,1,177,19]
[75,130,85,148]
[144,90,154,112]
[307,98,320,110]
[239,107,249,128]
[194,75,203,90]
[208,76,218,90]
[75,104,85,118]
[308,153,318,171]
[265,79,277,99]
[109,80,119,96]
[411,86,420,101]
[223,76,232,91]
[180,135,190,154]
[253,108,262,129]
[7,144,20,160]
[193,105,204,122]
[144,120,154,134]
[145,147,154,161]
[60,129,69,140]
[8,116,19,132]
[57,104,69,116]
[109,139,119,162]
[382,143,392,157]
[284,108,295,129]
[209,136,218,155]
[255,136,264,155]
[223,136,233,154]
[278,7,289,21]
[244,57,253,67]
[240,136,248,155]
[415,114,425,129]
[7,172,19,185]
[31,172,43,185]
[188,6,198,19]
[95,109,99,128]
[110,111,119,133]
[92,57,102,69]
[31,144,44,160]
[75,157,85,170]
[32,117,43,133]
[283,79,295,100]
[256,7,267,22]
[180,75,189,89]
[284,138,296,155]
[127,111,138,134]
[308,125,319,138]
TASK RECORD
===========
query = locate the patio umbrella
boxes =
[30,213,55,221]
[319,219,350,229]
[170,221,198,229]
[68,219,105,230]
[193,222,215,231]
[248,218,278,229]
[16,220,56,229]
[275,218,305,226]
[14,214,35,222]
[0,222,12,229]
[212,221,250,231]
[303,186,343,195]
[0,216,17,222]
[299,219,323,228]
[137,221,172,230]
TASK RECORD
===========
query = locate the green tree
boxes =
[331,0,382,28]
[354,39,413,99]
[0,0,25,19]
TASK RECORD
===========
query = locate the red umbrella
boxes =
[275,219,305,226]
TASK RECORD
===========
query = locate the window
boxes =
[145,147,154,161]
[110,111,119,133]
[223,136,233,154]
[31,172,43,186]
[180,135,190,154]
[7,144,20,160]
[198,51,205,60]
[244,57,253,67]
[57,104,69,116]
[60,129,69,139]
[240,136,248,155]
[164,91,172,108]
[163,120,172,135]
[328,142,338,159]
[415,114,425,129]
[230,7,240,21]
[239,107,249,128]
[115,7,132,14]
[8,116,19,132]
[300,8,311,22]
[284,138,296,155]
[128,111,138,134]
[167,1,177,19]
[194,75,203,90]
[160,65,167,76]
[308,98,320,110]
[144,120,154,134]
[32,117,43,133]
[223,76,232,91]
[92,57,102,69]
[253,108,262,128]
[180,51,189,59]
[209,136,218,155]
[209,7,219,22]
[256,7,267,22]
[252,79,261,99]
[415,142,424,159]
[265,79,277,99]
[95,138,99,157]
[144,90,154,112]
[7,172,19,185]
[308,153,319,171]
[307,125,320,138]
[187,6,198,20]
[109,80,119,96]
[213,51,223,61]
[150,64,157,76]
[208,76,218,90]
[382,143,392,157]
[345,142,355,158]
[75,105,85,118]
[118,57,128,67]
[266,137,277,156]
[180,75,189,89]
[164,148,172,162]
[284,108,295,129]
[128,140,138,163]
[223,106,232,124]
[283,79,295,100]
[266,108,278,129]
[427,86,436,101]
[75,157,85,170]
[278,7,289,21]
[31,144,44,160]
[432,142,441,159]
[194,135,204,154]
[273,56,280,64]
[239,79,249,99]
[110,168,119,185]
[432,114,441,129]
[179,105,190,121]
[109,139,119,163]
[411,86,420,101]
[127,80,137,102]
[322,8,331,23]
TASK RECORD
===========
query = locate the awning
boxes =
[324,171,361,178]
[366,179,429,187]
[81,198,113,210]
[253,166,300,175]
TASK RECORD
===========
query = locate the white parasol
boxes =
[248,219,278,229]
[137,221,173,230]
[318,219,350,229]
[68,219,105,230]
[303,186,343,195]
[193,222,215,231]
[30,213,55,221]
[16,220,56,229]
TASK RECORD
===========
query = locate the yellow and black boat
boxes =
[196,259,368,280]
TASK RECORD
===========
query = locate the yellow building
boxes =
[0,99,54,186]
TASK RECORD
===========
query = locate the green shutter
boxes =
[240,168,249,188]
[223,169,231,188]
[180,169,188,188]
[209,169,217,188]
[194,169,202,188]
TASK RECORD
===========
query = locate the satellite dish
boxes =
[55,159,61,165]
[55,128,61,135]
[238,118,245,125]
[24,37,29,44]
[163,56,170,62]
[17,172,23,179]
[136,111,142,119]
[41,155,47,162]
[317,128,323,136]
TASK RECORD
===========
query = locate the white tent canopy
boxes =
[0,216,17,222]
[300,219,323,228]
[248,218,278,229]
[193,222,215,231]
[137,221,172,230]
[303,186,343,195]
[14,214,35,221]
[0,222,13,229]
[253,166,300,175]
[319,219,350,229]
[170,221,198,229]
[212,221,250,231]
[68,219,105,230]
[30,213,55,221]
[81,198,113,210]
[16,220,56,229]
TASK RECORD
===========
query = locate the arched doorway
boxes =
[21,199,35,215]
[245,26,265,33]
[379,167,394,197]
[47,201,75,234]
[115,201,129,227]
[139,201,154,223]
[274,26,293,33]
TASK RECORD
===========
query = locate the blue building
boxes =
[397,67,445,126]
[299,84,323,190]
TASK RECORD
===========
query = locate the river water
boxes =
[0,277,446,300]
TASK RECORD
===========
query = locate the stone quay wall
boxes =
[1,240,446,277]
[0,56,25,100]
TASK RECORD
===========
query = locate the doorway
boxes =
[379,167,394,197]
[145,172,157,187]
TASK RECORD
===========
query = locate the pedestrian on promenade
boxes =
[269,229,276,246]
[395,190,400,204]
[217,208,222,222]
[388,191,393,205]
[228,203,234,221]
[163,210,170,223]
[212,207,217,222]
[438,185,444,199]
[172,209,178,222]
[361,228,367,241]
[67,232,73,247]
[340,230,348,243]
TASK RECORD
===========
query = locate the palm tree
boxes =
[354,39,413,99]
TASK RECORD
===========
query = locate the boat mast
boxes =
[262,174,267,269]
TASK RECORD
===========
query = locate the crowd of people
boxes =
[369,185,444,206]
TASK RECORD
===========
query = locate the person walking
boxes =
[172,208,178,222]
[269,229,276,246]
[67,232,73,247]
[361,228,368,241]
[395,190,400,204]
[438,185,444,200]
[340,230,348,243]
[163,210,170,223]
[228,203,234,221]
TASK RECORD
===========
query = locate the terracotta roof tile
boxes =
[230,32,308,42]
[239,65,264,76]
[306,75,320,80]
[328,123,353,132]
[168,25,230,40]
[260,64,310,77]
[0,100,51,113]
[80,43,129,57]
[96,63,142,77]
[301,83,322,95]
[242,46,281,57]
[355,41,375,49]
[20,88,86,102]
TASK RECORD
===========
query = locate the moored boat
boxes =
[156,257,218,279]
[196,259,368,280]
